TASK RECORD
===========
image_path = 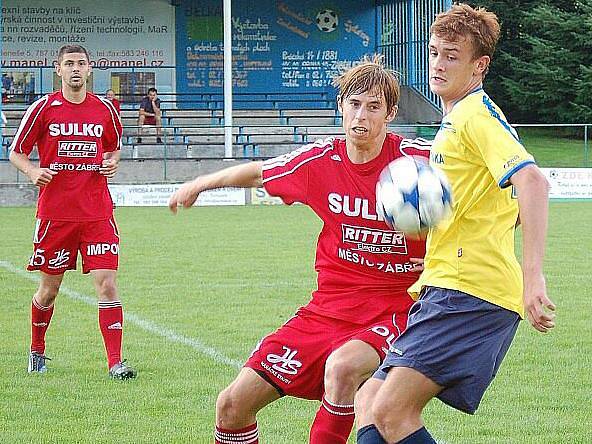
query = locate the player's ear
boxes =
[54,61,61,77]
[475,55,490,76]
[337,95,343,113]
[386,105,398,123]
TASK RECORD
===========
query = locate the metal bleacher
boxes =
[1,99,422,162]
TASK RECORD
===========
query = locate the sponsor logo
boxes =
[266,346,302,375]
[503,155,520,170]
[49,123,104,137]
[107,322,123,330]
[441,121,456,133]
[58,141,98,158]
[33,322,48,327]
[48,249,70,268]
[331,154,342,161]
[49,162,101,172]
[342,224,407,255]
[371,324,402,355]
[328,193,383,221]
[87,243,119,256]
[430,152,444,164]
[50,100,63,106]
[338,248,415,273]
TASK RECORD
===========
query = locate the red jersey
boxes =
[11,91,122,221]
[262,133,430,324]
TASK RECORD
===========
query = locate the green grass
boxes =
[517,127,590,167]
[1,204,591,443]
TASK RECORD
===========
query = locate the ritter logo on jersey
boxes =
[58,141,98,158]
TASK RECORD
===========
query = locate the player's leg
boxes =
[28,272,64,373]
[310,339,380,444]
[137,114,145,142]
[26,219,79,373]
[355,377,385,443]
[369,368,441,443]
[155,115,163,142]
[215,368,281,444]
[82,217,134,379]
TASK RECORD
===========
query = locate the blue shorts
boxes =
[374,286,520,414]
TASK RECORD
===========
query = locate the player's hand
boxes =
[409,257,424,272]
[99,159,119,178]
[523,274,556,333]
[169,179,201,214]
[28,167,57,187]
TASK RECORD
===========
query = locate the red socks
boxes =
[309,395,355,444]
[98,300,123,368]
[31,298,54,354]
[215,423,258,444]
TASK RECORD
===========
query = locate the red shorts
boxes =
[245,306,409,400]
[142,116,157,126]
[27,216,120,275]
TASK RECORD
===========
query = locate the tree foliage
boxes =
[472,0,592,123]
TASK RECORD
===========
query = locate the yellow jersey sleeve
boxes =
[462,96,534,189]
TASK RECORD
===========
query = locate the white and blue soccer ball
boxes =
[376,156,453,237]
[316,9,339,33]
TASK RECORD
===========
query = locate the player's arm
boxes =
[100,150,121,178]
[169,161,263,213]
[9,150,57,187]
[152,99,161,116]
[510,164,556,333]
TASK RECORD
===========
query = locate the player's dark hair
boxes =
[431,3,500,60]
[57,45,90,64]
[333,54,400,116]
[148,87,158,94]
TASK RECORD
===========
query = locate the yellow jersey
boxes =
[409,88,534,316]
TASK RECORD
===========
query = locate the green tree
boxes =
[474,0,592,123]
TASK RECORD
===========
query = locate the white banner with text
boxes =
[109,184,246,207]
[541,167,592,199]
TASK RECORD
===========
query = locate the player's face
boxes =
[339,90,396,150]
[56,53,91,91]
[428,34,489,109]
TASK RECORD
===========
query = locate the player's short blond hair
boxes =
[333,54,400,115]
[431,3,500,60]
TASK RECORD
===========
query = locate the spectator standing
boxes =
[105,89,121,114]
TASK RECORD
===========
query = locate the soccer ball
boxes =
[316,9,339,33]
[376,156,453,237]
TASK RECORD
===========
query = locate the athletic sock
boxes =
[357,424,387,444]
[309,395,355,444]
[215,423,258,444]
[98,300,123,369]
[397,426,436,443]
[31,298,54,354]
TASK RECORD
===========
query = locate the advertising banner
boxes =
[109,184,246,207]
[541,168,592,199]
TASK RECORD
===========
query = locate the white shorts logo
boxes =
[266,346,302,375]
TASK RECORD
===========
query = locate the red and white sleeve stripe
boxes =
[9,95,49,155]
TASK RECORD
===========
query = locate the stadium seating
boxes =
[0,105,421,165]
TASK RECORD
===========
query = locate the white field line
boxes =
[0,260,242,369]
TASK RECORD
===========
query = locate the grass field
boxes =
[1,203,591,443]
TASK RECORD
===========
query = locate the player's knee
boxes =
[96,278,118,300]
[216,385,250,426]
[324,353,360,391]
[372,396,410,433]
[36,285,59,306]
